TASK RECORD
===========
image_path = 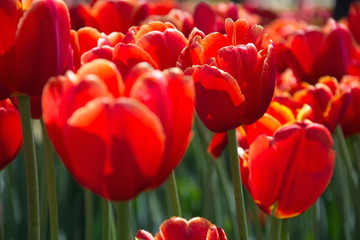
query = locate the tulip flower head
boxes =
[283,19,358,84]
[136,217,228,240]
[180,18,276,132]
[0,99,22,170]
[42,59,194,200]
[244,121,335,218]
[0,0,72,118]
[340,75,360,135]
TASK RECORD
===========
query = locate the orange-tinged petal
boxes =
[135,21,175,39]
[199,33,231,64]
[225,18,249,46]
[266,100,296,125]
[76,27,102,54]
[242,113,282,144]
[81,45,113,64]
[136,28,188,70]
[70,27,101,70]
[76,59,124,98]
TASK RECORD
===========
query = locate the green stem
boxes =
[248,195,264,240]
[84,190,93,240]
[116,201,130,240]
[333,130,353,240]
[166,171,182,217]
[0,221,3,240]
[280,219,289,240]
[227,129,248,240]
[41,121,58,240]
[334,126,357,188]
[351,135,360,176]
[312,200,320,240]
[18,95,40,240]
[269,217,283,240]
[215,160,240,240]
[102,199,110,240]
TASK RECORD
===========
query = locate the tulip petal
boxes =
[190,65,245,132]
[136,230,155,240]
[0,0,21,55]
[113,43,158,79]
[91,0,134,34]
[15,0,71,96]
[130,67,194,187]
[217,43,276,124]
[81,46,114,64]
[76,59,124,98]
[136,29,188,70]
[193,2,216,35]
[199,33,231,64]
[154,217,213,240]
[248,122,335,218]
[187,217,213,240]
[0,101,22,170]
[65,97,165,200]
[42,73,112,174]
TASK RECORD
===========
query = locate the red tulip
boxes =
[340,75,360,135]
[293,76,351,132]
[70,27,102,70]
[180,18,276,132]
[136,217,227,240]
[42,59,194,200]
[91,0,149,34]
[348,2,360,45]
[193,2,259,35]
[68,3,94,30]
[245,121,335,218]
[0,99,22,170]
[144,9,194,37]
[0,0,72,118]
[112,21,188,79]
[283,19,358,84]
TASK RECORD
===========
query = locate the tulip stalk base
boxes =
[41,121,59,240]
[116,201,131,240]
[18,95,40,240]
[102,199,111,240]
[166,171,182,217]
[84,190,93,240]
[227,129,248,240]
[269,217,283,240]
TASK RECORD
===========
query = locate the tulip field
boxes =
[1,0,360,239]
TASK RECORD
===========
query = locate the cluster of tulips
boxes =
[1,0,360,239]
